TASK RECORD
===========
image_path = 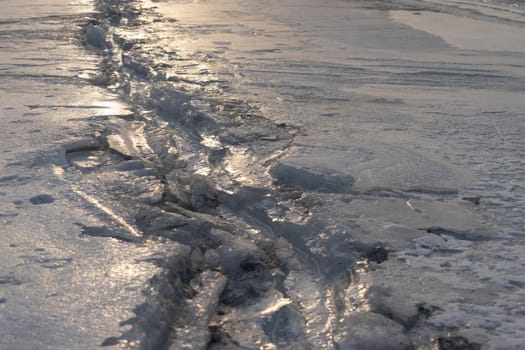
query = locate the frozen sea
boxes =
[1,0,525,349]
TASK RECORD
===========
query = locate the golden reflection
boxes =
[223,146,266,186]
[72,186,142,240]
[109,261,147,280]
[201,135,222,149]
[96,97,131,116]
[345,260,373,314]
[259,297,292,316]
[52,165,65,179]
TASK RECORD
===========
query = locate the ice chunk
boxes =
[213,230,272,306]
[85,24,107,49]
[270,163,354,193]
[336,312,411,350]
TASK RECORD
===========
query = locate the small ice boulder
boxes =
[151,87,191,118]
[270,163,354,193]
[85,23,107,49]
[336,312,411,350]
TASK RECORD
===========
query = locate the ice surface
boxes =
[0,1,175,348]
[133,0,525,347]
[2,0,525,348]
[390,10,525,52]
